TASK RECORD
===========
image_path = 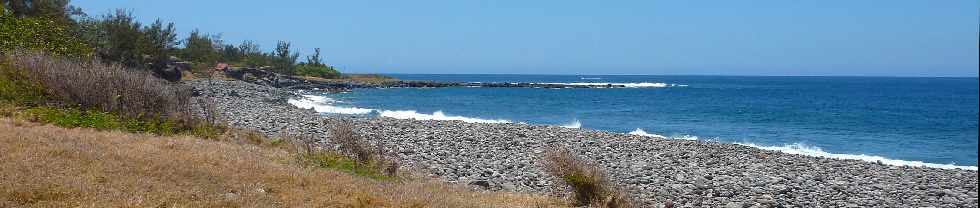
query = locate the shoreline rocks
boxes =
[221,67,658,92]
[187,79,979,207]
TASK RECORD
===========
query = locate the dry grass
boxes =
[542,148,634,208]
[2,51,192,121]
[0,118,564,207]
[330,122,400,177]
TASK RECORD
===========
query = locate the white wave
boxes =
[628,128,668,139]
[580,77,603,80]
[560,120,582,128]
[540,82,671,88]
[736,142,978,171]
[378,110,511,124]
[671,134,700,141]
[287,95,375,114]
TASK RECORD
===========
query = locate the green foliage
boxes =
[21,106,184,135]
[273,40,299,74]
[190,121,226,140]
[180,29,220,63]
[219,44,242,63]
[306,48,324,67]
[79,9,177,70]
[294,64,341,79]
[300,151,393,180]
[1,0,83,25]
[237,40,268,67]
[0,60,46,105]
[0,11,92,57]
[139,19,178,69]
[13,104,234,138]
[292,47,341,78]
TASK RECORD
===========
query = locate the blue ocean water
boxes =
[290,75,979,169]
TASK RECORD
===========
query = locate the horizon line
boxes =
[347,72,980,79]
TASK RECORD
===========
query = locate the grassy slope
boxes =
[0,119,562,207]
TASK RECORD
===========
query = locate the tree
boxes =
[219,44,241,63]
[140,19,177,69]
[1,0,83,25]
[306,48,324,67]
[0,9,92,57]
[293,47,340,79]
[237,40,270,67]
[273,40,298,74]
[79,9,178,70]
[181,29,218,63]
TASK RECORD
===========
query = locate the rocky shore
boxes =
[221,67,659,92]
[187,79,979,208]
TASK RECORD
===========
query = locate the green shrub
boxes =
[0,12,92,58]
[0,60,46,105]
[300,151,392,180]
[189,121,226,140]
[294,64,341,79]
[20,106,187,135]
[77,9,177,70]
[25,106,119,130]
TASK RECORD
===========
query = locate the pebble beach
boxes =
[188,79,979,208]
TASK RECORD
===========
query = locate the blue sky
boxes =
[74,0,978,77]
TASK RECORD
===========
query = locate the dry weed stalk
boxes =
[3,51,192,121]
[328,120,400,178]
[542,147,634,208]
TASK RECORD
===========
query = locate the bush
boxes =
[0,12,92,58]
[542,147,634,208]
[294,64,341,79]
[0,59,45,105]
[272,40,299,74]
[2,50,192,122]
[180,29,220,63]
[285,122,400,179]
[18,106,185,135]
[77,9,177,71]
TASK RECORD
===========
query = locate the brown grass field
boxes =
[0,118,563,207]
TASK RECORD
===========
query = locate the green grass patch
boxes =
[300,151,393,180]
[22,106,175,134]
[15,106,228,139]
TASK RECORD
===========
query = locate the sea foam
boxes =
[560,119,582,128]
[378,110,511,124]
[736,142,978,170]
[541,82,672,88]
[287,95,375,114]
[628,128,977,170]
[628,128,668,139]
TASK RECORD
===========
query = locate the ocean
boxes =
[288,75,979,170]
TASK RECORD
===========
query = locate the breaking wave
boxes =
[629,128,701,140]
[560,120,582,128]
[627,128,976,170]
[378,110,511,124]
[287,95,374,114]
[628,128,667,139]
[539,82,682,88]
[289,95,512,123]
[735,142,978,170]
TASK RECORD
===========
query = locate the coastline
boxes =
[188,79,979,207]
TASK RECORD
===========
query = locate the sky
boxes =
[73,0,979,77]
